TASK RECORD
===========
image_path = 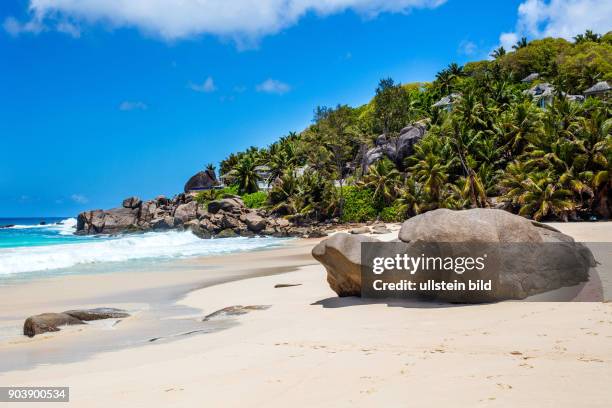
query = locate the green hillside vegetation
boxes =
[219,30,612,223]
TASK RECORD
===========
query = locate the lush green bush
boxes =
[341,186,377,222]
[242,191,268,208]
[379,202,406,222]
[194,185,239,205]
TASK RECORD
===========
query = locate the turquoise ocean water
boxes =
[0,217,287,281]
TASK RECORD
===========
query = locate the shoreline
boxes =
[0,222,611,406]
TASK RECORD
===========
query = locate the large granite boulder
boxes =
[76,207,139,235]
[244,213,266,232]
[312,233,380,297]
[363,121,427,170]
[174,201,198,224]
[23,313,84,337]
[184,169,218,193]
[208,197,245,214]
[398,208,542,243]
[313,209,596,302]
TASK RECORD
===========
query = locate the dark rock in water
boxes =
[187,222,212,239]
[151,216,176,230]
[217,228,238,238]
[63,308,129,321]
[312,233,380,297]
[122,196,142,209]
[0,224,15,229]
[202,305,270,321]
[184,169,218,193]
[39,221,47,225]
[23,313,84,337]
[76,207,140,235]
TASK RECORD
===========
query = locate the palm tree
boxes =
[490,46,506,59]
[227,155,260,194]
[512,37,528,51]
[517,175,575,221]
[410,153,449,204]
[573,30,601,44]
[360,159,402,205]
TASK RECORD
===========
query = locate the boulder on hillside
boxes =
[184,169,218,193]
[23,313,84,337]
[122,196,142,209]
[312,233,380,297]
[363,121,427,170]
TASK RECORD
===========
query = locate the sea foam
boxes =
[0,230,287,275]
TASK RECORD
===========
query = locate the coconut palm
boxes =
[516,172,575,221]
[490,46,506,59]
[409,153,449,204]
[227,155,260,194]
[512,37,528,50]
[360,159,402,205]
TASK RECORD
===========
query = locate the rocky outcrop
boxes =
[23,308,130,337]
[122,196,142,209]
[363,121,427,170]
[312,209,596,302]
[76,194,327,239]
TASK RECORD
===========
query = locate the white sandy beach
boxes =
[0,222,611,407]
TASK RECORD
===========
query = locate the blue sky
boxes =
[0,0,609,217]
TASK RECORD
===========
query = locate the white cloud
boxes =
[3,16,43,36]
[119,101,148,111]
[458,40,477,55]
[498,0,612,48]
[71,194,89,204]
[499,32,519,50]
[189,76,217,93]
[5,0,446,42]
[256,79,291,95]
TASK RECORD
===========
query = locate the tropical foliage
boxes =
[214,31,611,223]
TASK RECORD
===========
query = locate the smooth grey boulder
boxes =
[350,226,371,234]
[313,209,596,302]
[371,225,391,234]
[312,233,380,297]
[399,208,542,243]
[23,313,84,337]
